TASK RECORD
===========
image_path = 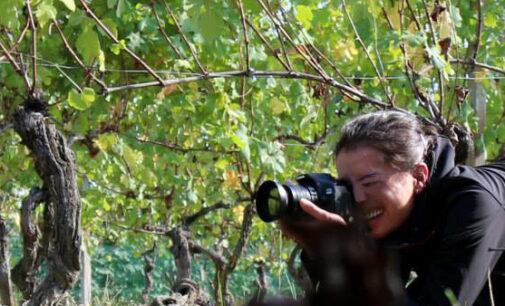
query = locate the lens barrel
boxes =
[255,180,318,222]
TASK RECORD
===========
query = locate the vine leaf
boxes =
[59,0,76,11]
[76,29,101,63]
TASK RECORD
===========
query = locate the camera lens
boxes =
[256,181,289,222]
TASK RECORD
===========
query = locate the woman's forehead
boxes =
[336,146,389,175]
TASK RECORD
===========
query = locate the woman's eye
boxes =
[363,181,378,187]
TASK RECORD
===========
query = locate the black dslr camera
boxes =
[255,173,355,223]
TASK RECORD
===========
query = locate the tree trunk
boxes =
[0,216,15,306]
[11,187,45,299]
[13,99,81,306]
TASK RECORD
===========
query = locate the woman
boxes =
[281,111,505,305]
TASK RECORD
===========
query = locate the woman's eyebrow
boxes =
[358,173,379,182]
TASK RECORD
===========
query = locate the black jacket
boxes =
[302,136,505,306]
[382,136,505,306]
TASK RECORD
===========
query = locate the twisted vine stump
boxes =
[12,96,82,305]
[0,216,14,306]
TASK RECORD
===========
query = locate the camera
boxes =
[255,173,355,223]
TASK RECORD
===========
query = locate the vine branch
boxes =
[52,20,108,93]
[341,0,393,105]
[161,0,207,75]
[26,0,37,95]
[79,0,165,86]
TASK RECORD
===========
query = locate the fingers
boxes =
[299,199,347,226]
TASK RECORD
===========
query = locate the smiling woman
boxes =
[280,110,505,306]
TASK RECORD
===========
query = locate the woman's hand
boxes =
[278,199,347,258]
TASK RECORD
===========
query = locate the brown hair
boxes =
[335,111,437,170]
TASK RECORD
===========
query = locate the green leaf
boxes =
[231,125,251,162]
[35,2,57,28]
[76,29,101,63]
[68,89,88,111]
[107,0,117,9]
[67,88,95,111]
[0,0,22,29]
[259,141,285,174]
[101,18,118,38]
[116,0,125,18]
[484,12,498,28]
[59,0,75,11]
[296,5,313,30]
[198,7,224,43]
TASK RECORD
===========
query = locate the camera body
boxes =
[255,173,355,223]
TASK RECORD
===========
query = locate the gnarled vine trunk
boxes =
[12,98,82,305]
[0,216,14,306]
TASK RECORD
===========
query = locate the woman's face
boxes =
[336,146,419,239]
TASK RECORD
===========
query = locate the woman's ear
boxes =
[413,162,429,193]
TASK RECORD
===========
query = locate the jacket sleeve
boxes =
[406,185,505,306]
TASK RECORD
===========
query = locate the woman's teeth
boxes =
[366,209,384,220]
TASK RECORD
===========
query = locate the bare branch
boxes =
[52,20,108,93]
[381,7,394,30]
[405,0,422,31]
[0,19,30,62]
[235,0,251,73]
[227,204,254,272]
[450,59,505,76]
[125,133,238,154]
[161,0,207,75]
[182,202,231,226]
[244,18,291,71]
[149,0,186,61]
[341,0,393,105]
[26,0,37,95]
[399,0,436,119]
[79,0,165,86]
[54,65,82,93]
[188,241,226,268]
[141,244,156,305]
[272,17,294,71]
[257,0,331,81]
[277,6,353,88]
[106,69,388,107]
[422,0,444,119]
[0,40,31,90]
[470,0,483,63]
[275,127,336,150]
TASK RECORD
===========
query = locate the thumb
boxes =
[299,198,347,226]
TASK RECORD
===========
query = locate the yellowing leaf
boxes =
[81,87,96,103]
[271,98,285,115]
[233,205,245,223]
[438,11,452,39]
[123,145,143,172]
[474,69,489,79]
[385,3,400,30]
[296,5,313,30]
[215,159,229,170]
[223,169,241,190]
[95,133,117,150]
